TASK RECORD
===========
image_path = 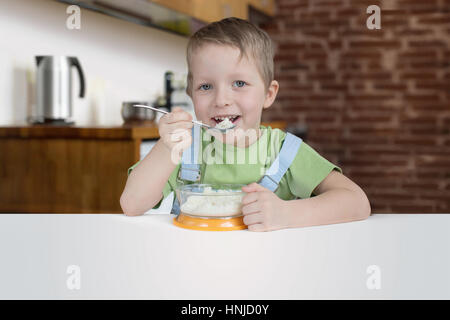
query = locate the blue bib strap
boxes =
[259,133,302,192]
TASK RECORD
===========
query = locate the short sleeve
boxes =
[127,161,141,176]
[127,161,180,210]
[286,142,342,199]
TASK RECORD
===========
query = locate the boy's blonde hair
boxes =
[186,17,275,96]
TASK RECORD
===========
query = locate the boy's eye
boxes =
[233,80,246,88]
[199,84,212,91]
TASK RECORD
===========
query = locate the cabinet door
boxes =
[196,0,248,22]
[150,0,248,23]
[248,0,275,16]
[149,0,194,17]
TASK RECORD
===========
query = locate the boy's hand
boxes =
[241,183,291,232]
[158,107,193,163]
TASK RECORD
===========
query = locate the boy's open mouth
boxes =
[211,115,241,124]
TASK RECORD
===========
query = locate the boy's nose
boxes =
[214,87,232,108]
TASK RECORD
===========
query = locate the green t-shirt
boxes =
[128,125,342,209]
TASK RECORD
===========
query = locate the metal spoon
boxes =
[133,104,235,133]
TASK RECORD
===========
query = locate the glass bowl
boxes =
[176,184,245,218]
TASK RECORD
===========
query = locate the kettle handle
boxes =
[36,56,44,66]
[70,57,85,98]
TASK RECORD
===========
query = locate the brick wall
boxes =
[260,0,450,213]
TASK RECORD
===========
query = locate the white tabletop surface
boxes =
[0,212,449,299]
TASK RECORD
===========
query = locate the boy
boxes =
[120,18,371,231]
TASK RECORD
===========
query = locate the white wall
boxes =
[0,0,189,125]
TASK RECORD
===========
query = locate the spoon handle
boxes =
[133,104,169,114]
[133,104,212,129]
[192,120,212,129]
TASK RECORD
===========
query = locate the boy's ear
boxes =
[263,80,279,110]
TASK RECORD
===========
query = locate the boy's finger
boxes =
[167,110,193,123]
[241,192,258,205]
[243,212,263,226]
[242,183,269,193]
[242,201,260,215]
[166,122,193,133]
[172,106,184,112]
[247,223,266,232]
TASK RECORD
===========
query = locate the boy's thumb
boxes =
[242,182,268,193]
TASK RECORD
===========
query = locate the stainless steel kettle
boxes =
[33,56,85,125]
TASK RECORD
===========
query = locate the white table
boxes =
[0,213,449,299]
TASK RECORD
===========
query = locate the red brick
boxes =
[348,0,382,5]
[312,0,342,6]
[308,72,336,80]
[373,82,408,91]
[393,136,439,146]
[397,29,435,36]
[390,204,436,213]
[399,50,438,59]
[420,192,450,202]
[300,11,330,19]
[346,94,395,101]
[382,9,409,16]
[350,40,402,49]
[349,127,399,135]
[284,21,315,30]
[404,94,441,103]
[318,19,351,28]
[415,80,450,90]
[341,51,382,59]
[307,94,339,101]
[369,191,415,201]
[417,15,450,25]
[277,43,307,50]
[400,72,437,80]
[279,63,310,71]
[379,18,410,27]
[408,40,447,48]
[302,51,328,59]
[274,53,298,61]
[320,83,348,90]
[278,0,308,9]
[366,61,385,71]
[410,104,449,112]
[416,155,450,167]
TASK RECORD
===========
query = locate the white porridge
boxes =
[180,187,244,217]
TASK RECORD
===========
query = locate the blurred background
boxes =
[0,0,449,214]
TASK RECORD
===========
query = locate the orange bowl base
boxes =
[173,213,247,231]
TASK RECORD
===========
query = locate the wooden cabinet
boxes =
[0,121,285,214]
[0,124,159,214]
[150,0,273,23]
[192,0,248,22]
[248,0,275,16]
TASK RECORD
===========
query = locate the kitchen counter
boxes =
[0,213,448,299]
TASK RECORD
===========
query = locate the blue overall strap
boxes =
[179,125,201,181]
[172,125,201,215]
[259,133,303,192]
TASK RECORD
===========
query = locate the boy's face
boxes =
[188,44,278,140]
